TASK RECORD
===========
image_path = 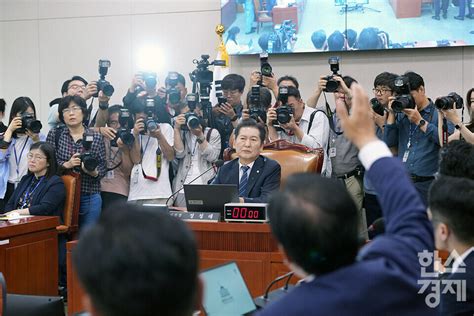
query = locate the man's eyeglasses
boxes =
[372,88,392,95]
[222,90,240,97]
[27,153,47,161]
[62,106,82,114]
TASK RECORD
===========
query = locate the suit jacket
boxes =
[257,157,437,316]
[212,155,280,203]
[440,251,474,315]
[4,173,65,216]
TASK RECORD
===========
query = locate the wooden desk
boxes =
[389,0,422,18]
[67,221,292,315]
[272,0,306,33]
[0,216,59,296]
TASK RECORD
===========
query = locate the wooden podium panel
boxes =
[0,216,59,296]
[389,0,421,18]
[67,221,292,315]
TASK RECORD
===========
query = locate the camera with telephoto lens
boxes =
[323,57,341,93]
[248,85,267,123]
[94,60,115,105]
[80,132,98,172]
[260,53,272,78]
[391,76,416,112]
[18,113,42,134]
[143,98,159,134]
[167,72,181,105]
[370,98,385,116]
[111,108,135,147]
[181,94,201,131]
[140,72,157,90]
[435,93,464,110]
[273,86,293,126]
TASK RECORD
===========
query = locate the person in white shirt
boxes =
[128,105,175,205]
[267,86,331,176]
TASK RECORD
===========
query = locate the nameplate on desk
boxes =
[169,211,220,222]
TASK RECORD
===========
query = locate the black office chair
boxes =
[0,273,6,316]
[4,293,65,316]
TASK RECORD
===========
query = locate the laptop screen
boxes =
[201,262,256,316]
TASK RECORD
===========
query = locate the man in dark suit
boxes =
[430,141,474,315]
[212,119,280,203]
[257,84,437,315]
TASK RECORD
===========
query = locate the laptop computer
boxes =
[201,262,257,316]
[183,184,239,213]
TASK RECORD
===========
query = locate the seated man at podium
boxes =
[212,119,280,203]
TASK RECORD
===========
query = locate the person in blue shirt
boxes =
[384,71,454,205]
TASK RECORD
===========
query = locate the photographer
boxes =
[0,97,45,210]
[213,74,246,150]
[47,95,106,230]
[172,102,221,207]
[127,102,174,205]
[48,75,111,131]
[123,72,172,124]
[100,105,134,210]
[437,88,474,144]
[384,71,454,204]
[364,72,398,231]
[267,86,332,176]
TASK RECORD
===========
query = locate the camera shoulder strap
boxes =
[206,128,213,143]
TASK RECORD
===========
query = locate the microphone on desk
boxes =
[165,159,225,206]
[254,272,294,309]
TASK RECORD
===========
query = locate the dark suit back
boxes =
[441,251,474,315]
[4,173,65,217]
[212,155,280,203]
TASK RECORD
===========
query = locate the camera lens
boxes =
[187,116,200,130]
[82,154,98,172]
[120,131,135,146]
[392,95,415,112]
[370,98,385,116]
[28,120,43,134]
[102,83,115,97]
[325,78,339,93]
[147,120,158,132]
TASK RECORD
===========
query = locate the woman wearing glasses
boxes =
[3,142,65,215]
[46,95,106,230]
[0,97,45,210]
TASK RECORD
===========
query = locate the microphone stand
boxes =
[165,161,223,206]
[254,272,294,308]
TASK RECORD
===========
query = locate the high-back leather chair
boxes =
[253,0,273,33]
[262,140,324,187]
[56,173,81,240]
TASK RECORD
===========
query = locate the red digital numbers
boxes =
[230,207,260,219]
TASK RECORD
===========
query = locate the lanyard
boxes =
[139,135,158,181]
[21,176,44,208]
[106,142,122,171]
[14,136,29,181]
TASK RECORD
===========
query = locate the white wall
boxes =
[1,0,473,129]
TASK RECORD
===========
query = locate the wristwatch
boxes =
[418,119,426,128]
[196,136,205,144]
[455,123,463,130]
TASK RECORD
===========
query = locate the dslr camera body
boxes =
[435,93,463,110]
[248,85,267,123]
[18,113,42,134]
[143,98,159,134]
[273,86,293,127]
[181,94,201,131]
[94,60,115,106]
[140,72,157,90]
[167,72,181,105]
[323,57,341,93]
[112,108,135,147]
[392,76,416,112]
[80,132,98,172]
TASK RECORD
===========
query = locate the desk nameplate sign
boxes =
[169,211,220,222]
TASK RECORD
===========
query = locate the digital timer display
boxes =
[223,203,268,222]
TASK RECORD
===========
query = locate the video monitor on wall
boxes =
[221,0,474,55]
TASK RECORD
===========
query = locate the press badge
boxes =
[132,168,139,184]
[106,170,115,179]
[329,147,337,158]
[402,150,410,163]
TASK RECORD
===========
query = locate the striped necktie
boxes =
[239,165,250,197]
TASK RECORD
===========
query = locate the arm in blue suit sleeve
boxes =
[367,156,434,252]
[211,168,222,184]
[244,163,281,204]
[29,177,66,216]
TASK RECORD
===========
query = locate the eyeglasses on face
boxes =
[27,153,47,161]
[62,106,82,114]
